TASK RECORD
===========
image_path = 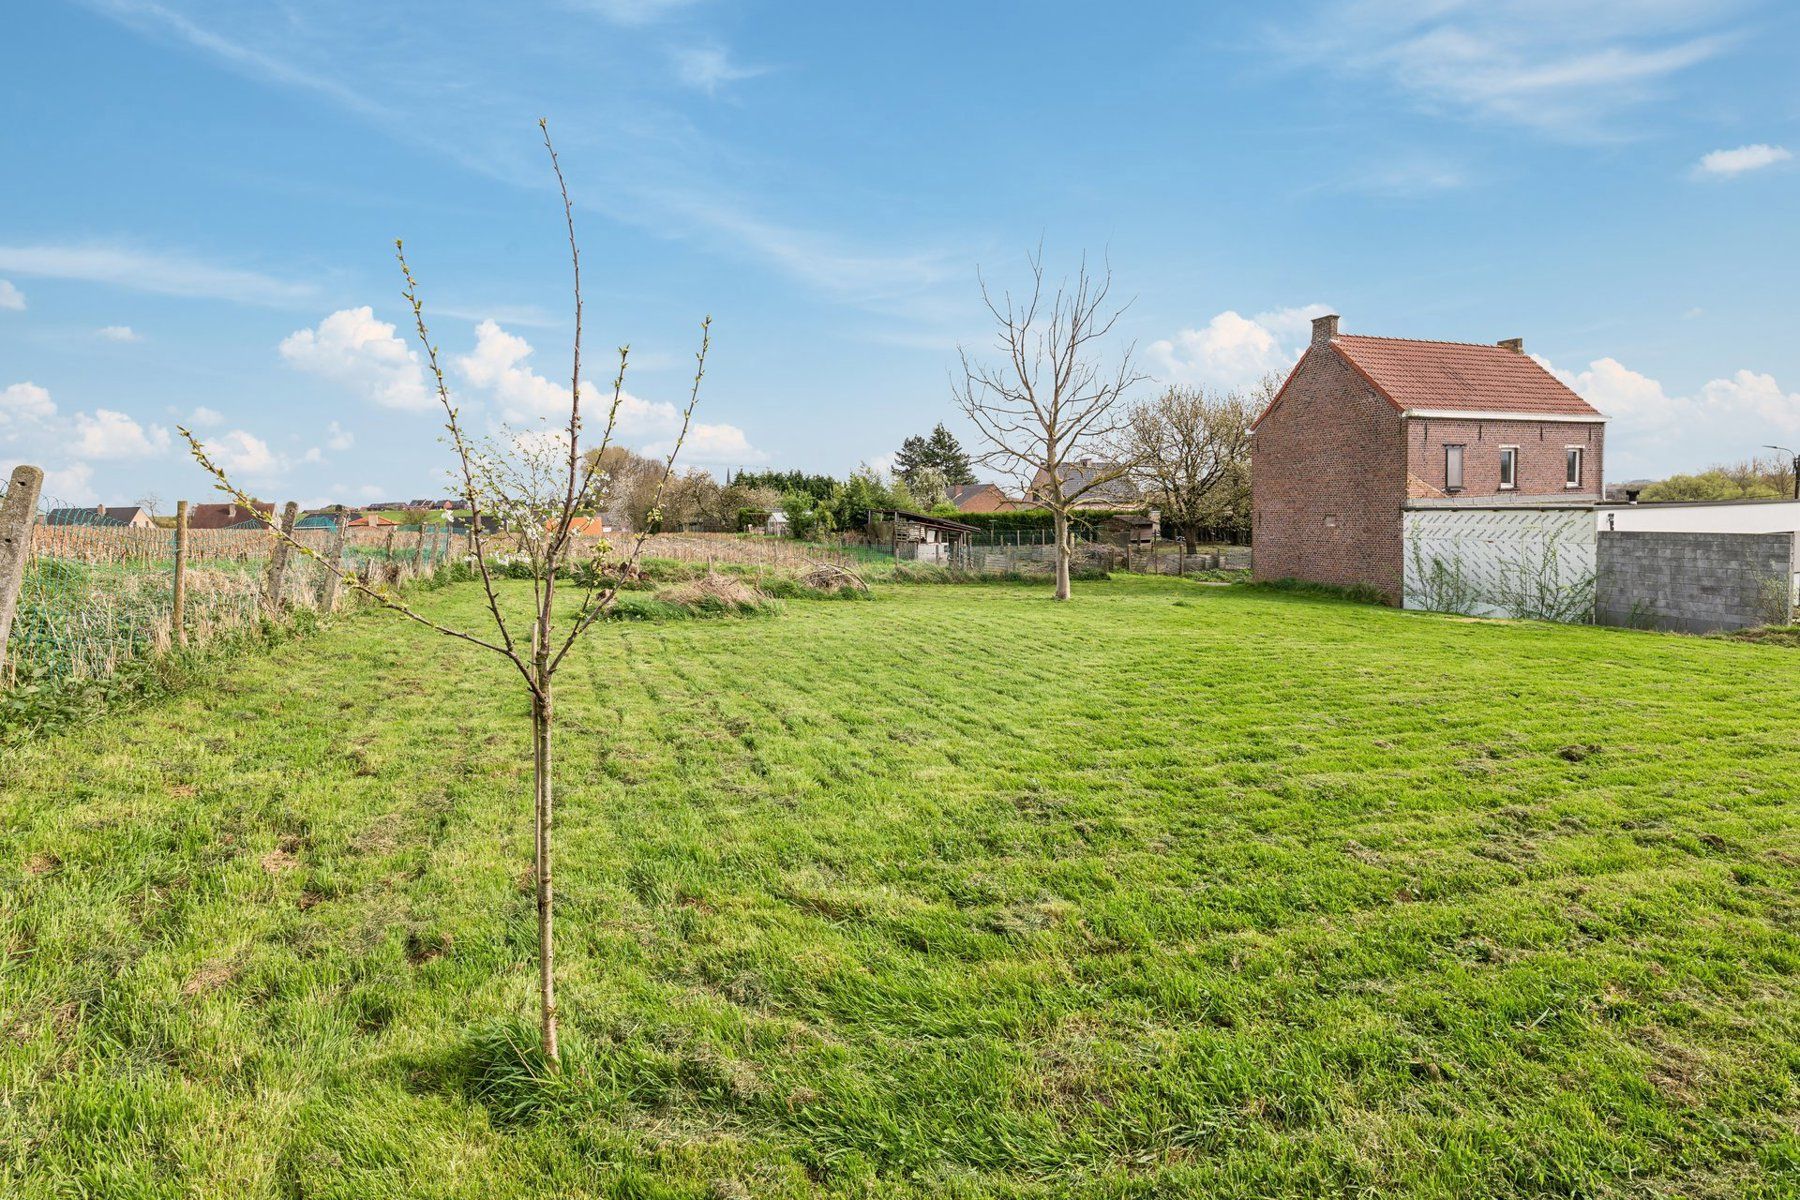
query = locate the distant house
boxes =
[1250,314,1606,601]
[188,501,274,530]
[947,483,1016,513]
[1027,460,1140,510]
[347,513,400,529]
[555,515,615,537]
[447,514,502,536]
[44,504,154,528]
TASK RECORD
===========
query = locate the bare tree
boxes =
[955,251,1146,599]
[1124,383,1257,552]
[180,121,708,1070]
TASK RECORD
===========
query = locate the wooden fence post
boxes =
[0,464,46,675]
[264,501,299,608]
[172,499,189,645]
[317,516,348,611]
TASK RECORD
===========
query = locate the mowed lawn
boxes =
[5,577,1800,1198]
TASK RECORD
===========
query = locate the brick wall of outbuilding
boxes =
[1250,347,1410,601]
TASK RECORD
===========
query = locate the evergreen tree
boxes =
[893,434,933,482]
[893,423,976,487]
[926,423,976,484]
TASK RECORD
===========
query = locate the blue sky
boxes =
[3,0,1797,507]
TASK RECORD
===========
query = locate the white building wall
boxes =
[1596,500,1800,534]
[1403,507,1597,619]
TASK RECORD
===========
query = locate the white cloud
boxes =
[1540,353,1800,476]
[0,243,315,305]
[279,306,434,411]
[1149,303,1333,391]
[96,325,142,342]
[42,463,95,506]
[71,409,171,459]
[670,44,768,94]
[1693,143,1792,177]
[187,405,225,428]
[326,420,354,451]
[457,319,763,464]
[1277,2,1733,138]
[206,429,282,476]
[457,320,571,422]
[0,280,24,311]
[645,422,768,465]
[0,382,57,428]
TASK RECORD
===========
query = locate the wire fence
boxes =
[0,496,1252,695]
[4,507,456,688]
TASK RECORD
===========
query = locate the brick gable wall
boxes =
[1250,347,1410,600]
[1409,417,1604,499]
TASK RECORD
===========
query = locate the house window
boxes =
[1566,446,1584,488]
[1445,444,1465,491]
[1499,446,1519,490]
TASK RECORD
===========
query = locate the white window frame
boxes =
[1498,445,1519,490]
[1445,444,1465,492]
[1565,445,1584,489]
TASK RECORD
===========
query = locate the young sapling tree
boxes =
[181,121,708,1068]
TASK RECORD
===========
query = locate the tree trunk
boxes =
[532,660,559,1068]
[1183,524,1198,554]
[1053,509,1071,601]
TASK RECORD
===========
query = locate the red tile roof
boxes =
[1331,335,1601,418]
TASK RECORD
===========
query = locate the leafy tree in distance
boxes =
[1124,382,1259,552]
[894,423,976,487]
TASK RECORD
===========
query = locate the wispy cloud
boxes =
[0,243,315,305]
[643,189,961,311]
[0,280,24,311]
[79,0,390,120]
[95,325,142,342]
[1275,1,1739,139]
[1693,143,1792,177]
[566,0,703,27]
[1309,157,1471,198]
[81,1,964,322]
[670,43,770,95]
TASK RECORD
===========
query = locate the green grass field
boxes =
[4,577,1799,1198]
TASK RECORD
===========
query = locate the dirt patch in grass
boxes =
[259,834,305,874]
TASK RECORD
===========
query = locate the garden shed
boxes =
[869,509,976,564]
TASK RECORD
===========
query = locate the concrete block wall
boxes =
[1596,531,1796,633]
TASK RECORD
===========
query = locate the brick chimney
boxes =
[1497,337,1524,353]
[1311,314,1340,346]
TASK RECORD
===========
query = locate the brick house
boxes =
[187,501,275,530]
[947,482,1016,513]
[1250,315,1606,601]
